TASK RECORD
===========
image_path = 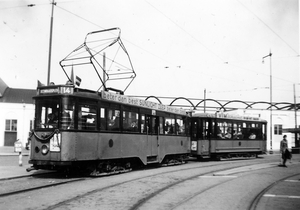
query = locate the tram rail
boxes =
[43,158,277,210]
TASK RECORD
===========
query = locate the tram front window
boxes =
[61,97,75,130]
[35,98,60,129]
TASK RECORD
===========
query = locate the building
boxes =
[0,78,35,147]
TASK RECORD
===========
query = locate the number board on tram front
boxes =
[37,86,74,95]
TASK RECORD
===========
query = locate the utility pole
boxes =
[262,51,273,154]
[47,0,55,85]
[294,84,299,152]
[204,89,206,113]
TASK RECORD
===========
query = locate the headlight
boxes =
[41,145,49,155]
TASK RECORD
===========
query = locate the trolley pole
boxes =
[262,51,273,154]
[103,52,106,90]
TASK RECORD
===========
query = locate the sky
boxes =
[0,0,299,108]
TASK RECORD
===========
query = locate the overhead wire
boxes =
[2,0,297,99]
[237,0,299,55]
[55,4,174,66]
[144,0,226,64]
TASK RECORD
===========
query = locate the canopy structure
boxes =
[283,128,300,134]
[60,28,136,93]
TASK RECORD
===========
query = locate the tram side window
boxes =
[78,105,97,130]
[107,107,120,131]
[216,121,232,139]
[176,117,185,136]
[123,110,139,132]
[191,120,198,138]
[159,117,164,134]
[233,123,243,139]
[202,120,210,139]
[100,108,106,130]
[185,117,191,136]
[262,124,266,140]
[35,98,59,129]
[141,114,146,133]
[151,116,159,135]
[242,123,260,140]
[211,121,215,138]
[165,117,175,134]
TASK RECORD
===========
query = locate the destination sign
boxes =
[193,112,263,121]
[38,86,74,95]
[101,91,187,115]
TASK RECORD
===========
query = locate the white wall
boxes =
[0,103,35,147]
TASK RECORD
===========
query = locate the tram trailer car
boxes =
[191,113,267,160]
[28,85,190,174]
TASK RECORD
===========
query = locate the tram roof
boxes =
[192,112,267,122]
[35,85,187,116]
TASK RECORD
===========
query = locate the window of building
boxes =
[274,124,282,135]
[5,119,17,131]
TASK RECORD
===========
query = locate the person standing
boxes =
[279,135,288,167]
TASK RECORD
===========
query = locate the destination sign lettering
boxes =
[101,91,187,115]
[38,86,74,95]
[40,88,59,94]
[194,113,262,121]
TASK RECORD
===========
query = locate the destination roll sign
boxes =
[37,85,74,95]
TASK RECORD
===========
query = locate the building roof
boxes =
[0,77,8,97]
[0,78,36,104]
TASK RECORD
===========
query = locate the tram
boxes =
[190,113,267,160]
[28,84,190,174]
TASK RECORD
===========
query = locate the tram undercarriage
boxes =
[28,153,189,176]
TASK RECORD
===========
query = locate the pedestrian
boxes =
[279,135,290,167]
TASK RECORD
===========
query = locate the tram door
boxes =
[145,114,159,159]
[194,118,210,156]
[201,119,211,156]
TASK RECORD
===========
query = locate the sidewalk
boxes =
[0,146,33,180]
[0,146,30,156]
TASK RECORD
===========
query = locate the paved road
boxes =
[0,153,299,209]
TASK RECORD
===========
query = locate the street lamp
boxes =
[262,51,273,154]
[28,1,56,85]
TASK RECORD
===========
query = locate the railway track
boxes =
[42,157,277,210]
[0,172,85,198]
[0,156,289,210]
[248,173,300,210]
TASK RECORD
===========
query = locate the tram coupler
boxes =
[26,166,37,172]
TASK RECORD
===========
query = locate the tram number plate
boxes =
[60,87,74,94]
